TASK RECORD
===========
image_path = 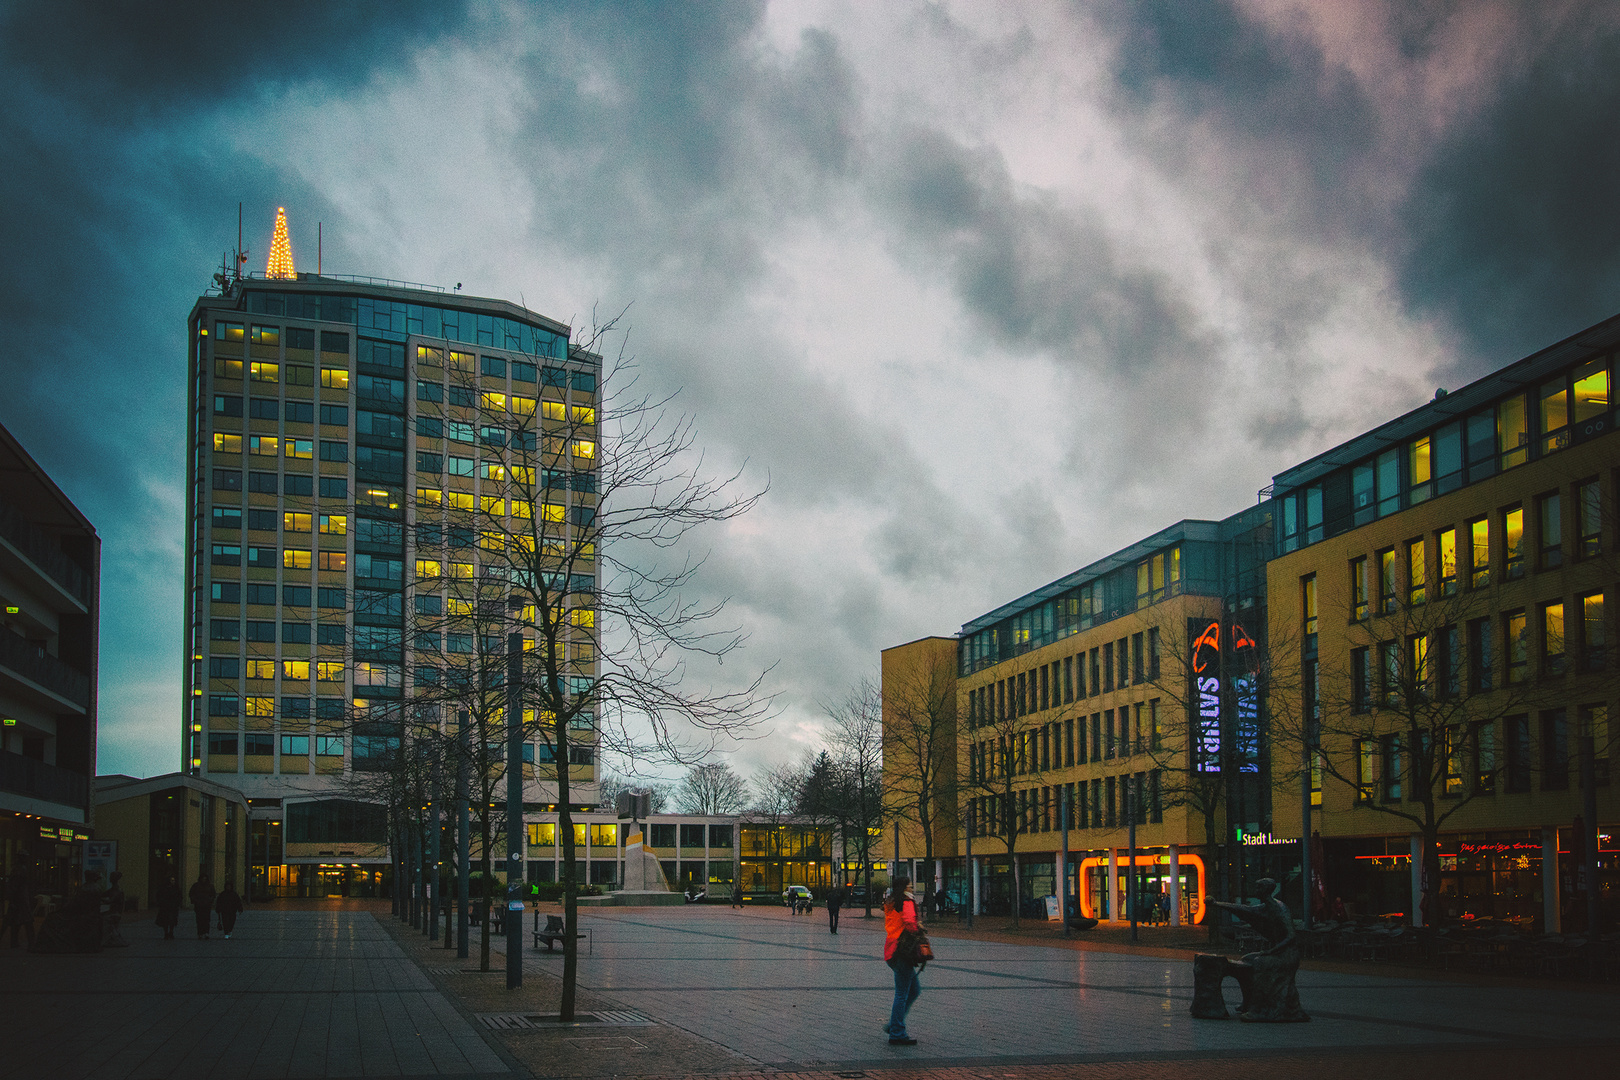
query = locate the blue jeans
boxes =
[888,961,921,1037]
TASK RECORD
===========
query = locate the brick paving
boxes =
[2,900,1616,1080]
[473,904,1620,1077]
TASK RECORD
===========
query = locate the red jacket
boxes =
[883,893,920,962]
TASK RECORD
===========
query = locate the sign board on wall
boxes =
[83,839,117,882]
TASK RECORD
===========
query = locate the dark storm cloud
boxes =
[0,2,473,774]
[0,0,471,114]
[871,124,1212,388]
[1106,0,1374,155]
[1097,1,1620,379]
[506,0,861,288]
[1399,14,1620,373]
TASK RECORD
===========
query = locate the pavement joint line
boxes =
[754,1038,1620,1074]
[366,912,527,1078]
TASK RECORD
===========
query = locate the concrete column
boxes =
[1542,827,1561,933]
[936,858,945,906]
[1168,845,1181,926]
[1106,848,1119,921]
[1409,834,1424,927]
[971,856,981,915]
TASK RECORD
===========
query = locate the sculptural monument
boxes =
[1189,878,1309,1023]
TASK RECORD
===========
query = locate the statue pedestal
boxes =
[1190,950,1309,1023]
[620,828,671,893]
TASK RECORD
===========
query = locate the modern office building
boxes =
[185,223,599,897]
[886,310,1620,932]
[1267,312,1620,931]
[887,508,1273,924]
[0,421,99,894]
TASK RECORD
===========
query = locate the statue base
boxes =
[1190,951,1309,1023]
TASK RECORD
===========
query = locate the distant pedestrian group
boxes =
[3,864,36,949]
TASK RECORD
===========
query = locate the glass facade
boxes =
[186,278,599,895]
[1274,351,1613,553]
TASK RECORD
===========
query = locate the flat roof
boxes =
[1272,309,1620,494]
[960,518,1221,636]
[190,272,572,338]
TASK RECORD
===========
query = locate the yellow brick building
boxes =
[1266,314,1620,931]
[885,512,1271,925]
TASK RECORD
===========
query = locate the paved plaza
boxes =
[533,906,1620,1069]
[0,902,1616,1080]
[0,908,511,1080]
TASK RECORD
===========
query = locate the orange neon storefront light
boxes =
[1075,853,1207,924]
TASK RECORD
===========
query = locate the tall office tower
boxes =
[186,231,600,897]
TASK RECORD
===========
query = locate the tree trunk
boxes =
[1422,821,1442,930]
[479,811,492,971]
[556,715,578,1022]
[1007,842,1022,929]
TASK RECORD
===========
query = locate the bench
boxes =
[532,912,592,954]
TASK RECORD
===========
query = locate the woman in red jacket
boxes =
[882,875,921,1045]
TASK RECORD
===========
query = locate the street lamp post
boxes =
[1060,786,1070,938]
[506,618,525,990]
[456,708,470,960]
[964,802,974,929]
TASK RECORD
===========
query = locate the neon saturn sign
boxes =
[1189,619,1260,773]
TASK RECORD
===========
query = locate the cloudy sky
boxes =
[3,1,1619,783]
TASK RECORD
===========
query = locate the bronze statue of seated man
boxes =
[1190,878,1309,1023]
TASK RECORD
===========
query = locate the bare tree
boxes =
[597,770,672,813]
[953,655,1090,928]
[1268,573,1532,929]
[818,679,884,915]
[751,758,806,823]
[673,762,750,814]
[881,645,958,898]
[398,309,770,1017]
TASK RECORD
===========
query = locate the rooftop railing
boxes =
[243,270,449,294]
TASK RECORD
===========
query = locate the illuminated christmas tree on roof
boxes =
[265,207,296,279]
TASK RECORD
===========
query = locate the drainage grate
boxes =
[426,966,504,975]
[477,1010,655,1031]
[480,1014,536,1031]
[592,1010,656,1025]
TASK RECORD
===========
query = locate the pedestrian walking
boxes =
[3,864,35,950]
[155,875,182,939]
[215,881,243,938]
[827,884,843,934]
[188,871,216,940]
[730,886,743,909]
[882,875,923,1046]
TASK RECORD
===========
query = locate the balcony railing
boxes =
[0,495,91,606]
[0,751,88,811]
[0,625,90,710]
